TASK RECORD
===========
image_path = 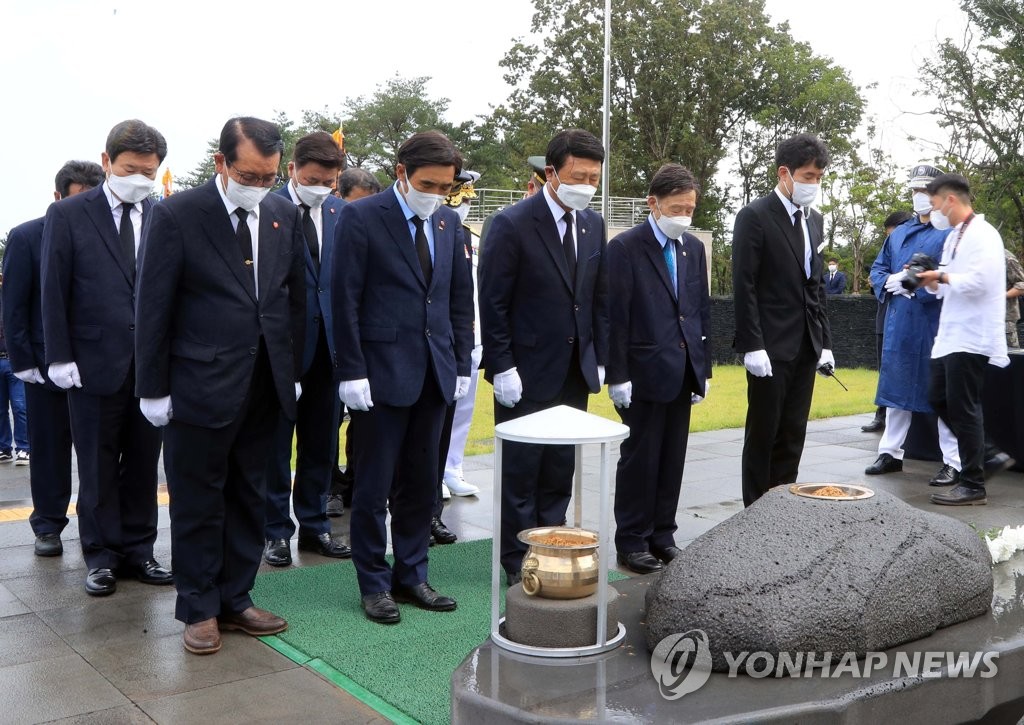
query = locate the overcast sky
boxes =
[0,0,967,234]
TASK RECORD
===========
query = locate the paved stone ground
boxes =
[0,413,1021,723]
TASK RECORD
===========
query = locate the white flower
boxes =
[986,525,1024,564]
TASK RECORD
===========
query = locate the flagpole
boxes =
[601,0,611,220]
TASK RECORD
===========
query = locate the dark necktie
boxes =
[119,202,136,281]
[235,208,255,285]
[793,208,810,278]
[300,203,320,273]
[410,216,432,287]
[562,212,577,286]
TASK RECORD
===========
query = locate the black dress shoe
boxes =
[298,532,352,559]
[34,532,63,557]
[85,568,117,596]
[264,539,292,567]
[861,418,885,433]
[651,545,682,564]
[865,453,902,475]
[392,582,457,611]
[985,451,1016,476]
[929,464,960,487]
[326,494,345,517]
[362,591,401,623]
[617,551,663,575]
[930,484,987,506]
[130,559,174,585]
[430,517,457,545]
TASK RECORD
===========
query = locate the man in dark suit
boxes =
[3,160,103,557]
[41,120,172,595]
[478,129,609,583]
[824,259,847,294]
[135,117,305,654]
[263,132,351,566]
[606,164,712,574]
[333,131,473,624]
[732,133,833,507]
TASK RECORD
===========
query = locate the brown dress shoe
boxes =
[218,606,288,636]
[183,618,221,655]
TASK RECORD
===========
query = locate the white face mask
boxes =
[293,181,332,208]
[930,205,952,231]
[107,172,154,204]
[401,175,444,220]
[225,175,271,211]
[912,191,933,215]
[455,204,471,223]
[828,264,837,273]
[654,202,691,239]
[553,169,598,211]
[784,169,819,207]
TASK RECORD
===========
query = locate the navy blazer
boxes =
[134,178,306,427]
[331,187,474,406]
[606,220,711,402]
[824,269,846,295]
[3,217,48,378]
[732,192,831,361]
[478,188,609,401]
[273,186,341,374]
[40,185,153,396]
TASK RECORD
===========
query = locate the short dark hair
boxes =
[925,172,971,202]
[339,167,382,198]
[648,163,700,198]
[546,129,605,172]
[219,116,285,164]
[396,130,462,178]
[54,160,104,198]
[883,210,914,230]
[293,131,345,170]
[775,133,829,172]
[828,258,838,264]
[105,120,167,164]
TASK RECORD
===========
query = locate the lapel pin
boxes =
[581,227,586,234]
[329,207,336,214]
[272,221,279,229]
[244,260,253,266]
[438,219,446,231]
[682,250,687,257]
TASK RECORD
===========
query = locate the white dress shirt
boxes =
[774,187,811,278]
[103,182,142,254]
[215,176,261,298]
[544,183,577,255]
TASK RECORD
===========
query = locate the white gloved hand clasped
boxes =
[493,367,523,408]
[453,375,471,402]
[609,381,632,409]
[48,362,82,390]
[743,350,772,378]
[338,378,373,411]
[140,396,172,427]
[14,368,45,385]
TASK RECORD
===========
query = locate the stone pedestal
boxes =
[504,585,620,648]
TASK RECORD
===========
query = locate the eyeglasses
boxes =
[227,163,281,188]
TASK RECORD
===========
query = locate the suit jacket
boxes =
[331,187,474,406]
[606,219,711,402]
[478,188,609,400]
[134,178,306,427]
[3,217,50,380]
[824,270,846,295]
[732,192,831,361]
[40,185,153,396]
[273,186,341,374]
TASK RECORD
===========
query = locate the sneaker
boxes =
[443,472,480,497]
[14,451,29,466]
[0,451,12,463]
[441,483,451,501]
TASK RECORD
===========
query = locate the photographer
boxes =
[915,173,1009,505]
[865,165,962,486]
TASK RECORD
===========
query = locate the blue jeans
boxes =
[0,358,29,453]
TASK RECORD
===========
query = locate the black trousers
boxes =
[348,370,445,595]
[26,383,73,536]
[742,335,817,507]
[265,325,339,540]
[68,369,161,570]
[494,361,590,575]
[164,343,279,624]
[614,362,695,553]
[432,401,458,518]
[929,352,988,488]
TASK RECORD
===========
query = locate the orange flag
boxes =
[161,168,173,198]
[332,125,345,153]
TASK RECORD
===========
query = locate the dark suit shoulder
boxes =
[610,220,652,247]
[45,185,103,219]
[322,195,343,215]
[7,216,44,241]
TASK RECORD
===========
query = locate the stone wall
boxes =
[709,294,880,369]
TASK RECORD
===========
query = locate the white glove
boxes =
[493,367,523,408]
[743,350,772,378]
[692,380,710,405]
[609,381,632,408]
[338,378,373,411]
[817,349,836,377]
[884,271,908,294]
[597,365,606,388]
[295,382,302,401]
[48,362,82,390]
[453,375,471,401]
[140,396,172,427]
[14,368,45,385]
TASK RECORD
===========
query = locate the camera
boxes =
[902,252,939,290]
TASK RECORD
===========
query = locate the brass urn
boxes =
[517,526,600,599]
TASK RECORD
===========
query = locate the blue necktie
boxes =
[663,240,676,298]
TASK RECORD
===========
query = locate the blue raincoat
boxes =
[869,217,949,411]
